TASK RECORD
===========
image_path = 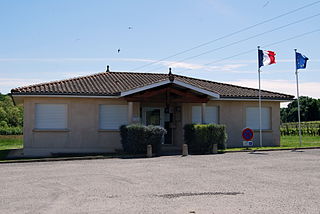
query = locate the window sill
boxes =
[33,129,70,132]
[252,129,272,132]
[98,129,120,132]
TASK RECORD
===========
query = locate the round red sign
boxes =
[242,128,254,141]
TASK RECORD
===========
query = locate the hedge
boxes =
[0,126,23,135]
[184,124,227,154]
[120,124,167,155]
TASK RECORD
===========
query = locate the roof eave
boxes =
[217,97,294,102]
[11,93,121,104]
[120,79,220,99]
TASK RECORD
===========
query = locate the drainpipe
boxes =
[201,103,206,124]
[128,102,133,124]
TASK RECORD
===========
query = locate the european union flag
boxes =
[296,52,309,70]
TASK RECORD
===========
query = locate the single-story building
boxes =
[11,70,294,156]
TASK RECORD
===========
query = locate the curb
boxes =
[1,147,320,164]
[224,146,320,153]
[0,155,109,164]
[0,153,150,164]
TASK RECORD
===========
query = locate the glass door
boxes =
[142,107,164,127]
[142,107,166,144]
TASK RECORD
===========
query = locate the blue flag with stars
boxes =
[296,52,309,70]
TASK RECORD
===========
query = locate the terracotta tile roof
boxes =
[11,71,294,100]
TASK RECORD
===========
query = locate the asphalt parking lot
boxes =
[0,149,320,214]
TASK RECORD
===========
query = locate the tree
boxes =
[306,99,320,121]
[281,96,320,123]
[0,94,23,127]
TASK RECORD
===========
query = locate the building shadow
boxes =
[248,151,269,155]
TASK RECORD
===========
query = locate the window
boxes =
[192,106,201,124]
[192,105,219,124]
[99,105,128,130]
[205,106,219,124]
[35,104,67,129]
[246,107,271,130]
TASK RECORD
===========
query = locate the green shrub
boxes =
[210,124,228,150]
[120,124,167,155]
[0,121,8,127]
[184,124,227,154]
[183,124,195,146]
[194,125,210,154]
[120,125,129,152]
[146,125,167,154]
[0,126,23,135]
[127,124,147,154]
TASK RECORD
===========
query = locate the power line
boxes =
[148,13,320,72]
[262,29,320,50]
[130,0,320,71]
[177,29,320,73]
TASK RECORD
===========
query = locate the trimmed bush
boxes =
[184,124,227,154]
[183,124,195,147]
[0,126,23,135]
[209,124,228,150]
[120,124,167,155]
[146,125,167,155]
[120,125,130,152]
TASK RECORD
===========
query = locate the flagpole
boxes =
[258,46,262,147]
[294,49,302,147]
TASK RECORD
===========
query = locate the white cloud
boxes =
[220,59,320,64]
[205,0,236,16]
[61,71,101,78]
[0,57,155,63]
[0,57,255,74]
[0,57,250,70]
[225,79,320,99]
[158,61,207,70]
[0,78,46,94]
[0,78,44,87]
[210,64,252,73]
[155,60,250,73]
[1,57,318,67]
[1,57,132,62]
[0,58,99,62]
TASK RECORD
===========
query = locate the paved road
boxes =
[0,150,320,214]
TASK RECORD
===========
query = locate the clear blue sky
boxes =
[1,0,319,101]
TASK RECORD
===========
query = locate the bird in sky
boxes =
[117,49,120,53]
[263,1,269,8]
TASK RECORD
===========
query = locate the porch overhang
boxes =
[125,86,210,103]
[120,79,220,99]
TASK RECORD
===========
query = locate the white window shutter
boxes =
[35,104,67,129]
[192,106,202,124]
[205,106,218,124]
[246,107,271,130]
[99,105,128,130]
[261,108,271,129]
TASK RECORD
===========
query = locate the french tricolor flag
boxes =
[258,50,276,68]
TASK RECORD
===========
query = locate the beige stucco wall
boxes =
[182,100,281,147]
[23,97,140,156]
[22,96,281,156]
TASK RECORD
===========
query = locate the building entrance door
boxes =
[142,107,172,144]
[142,107,164,127]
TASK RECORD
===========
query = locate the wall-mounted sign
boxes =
[242,128,254,141]
[243,141,253,147]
